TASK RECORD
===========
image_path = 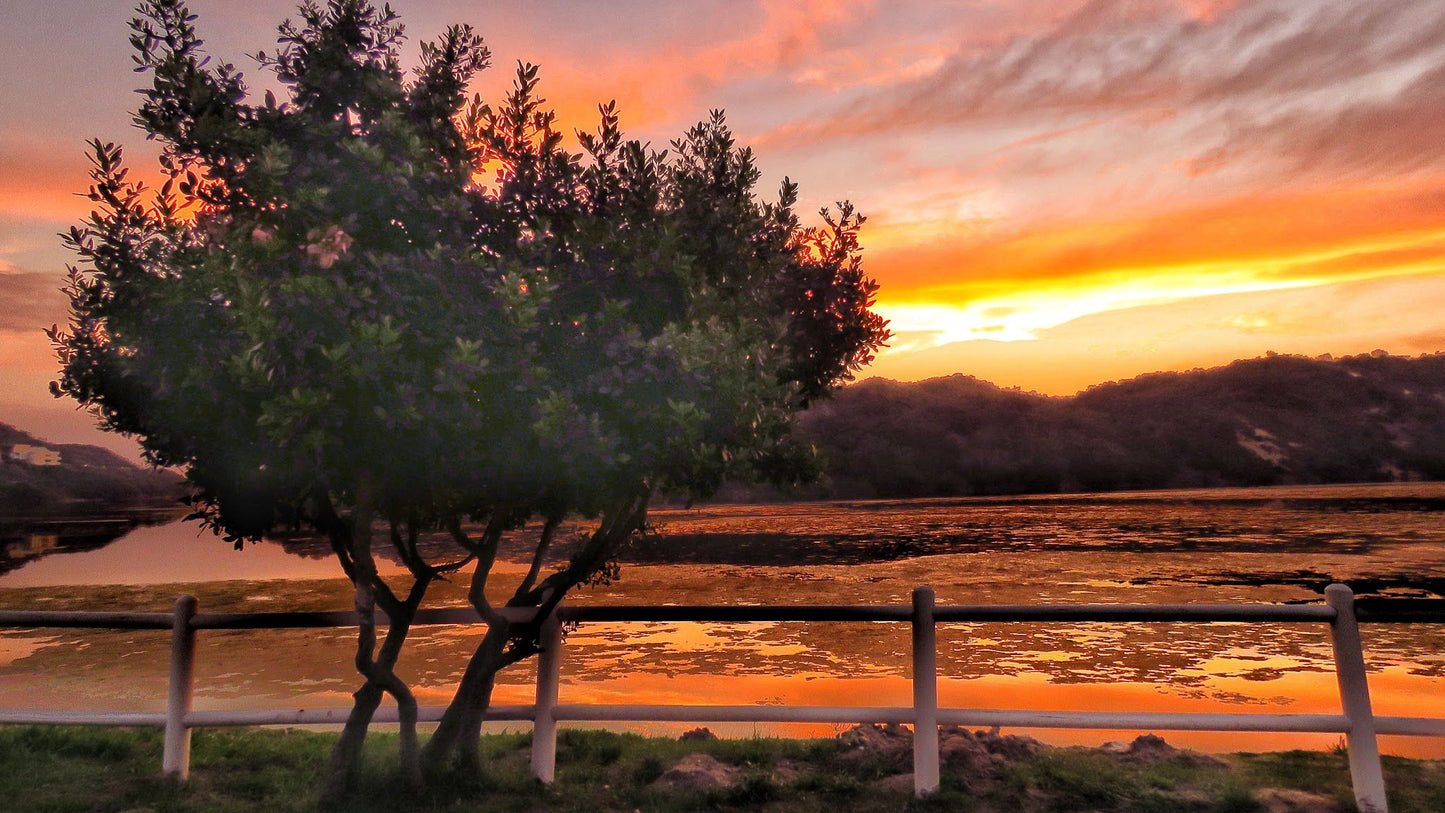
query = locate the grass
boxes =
[0,725,1443,812]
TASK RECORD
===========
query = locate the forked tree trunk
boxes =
[320,592,426,803]
[422,621,510,774]
[318,481,430,803]
[321,682,385,803]
[422,493,648,775]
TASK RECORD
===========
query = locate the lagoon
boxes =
[2,482,1442,756]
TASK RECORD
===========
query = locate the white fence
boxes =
[1,583,1442,812]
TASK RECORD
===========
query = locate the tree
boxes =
[50,0,889,795]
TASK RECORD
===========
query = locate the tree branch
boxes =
[511,511,562,603]
[510,488,649,611]
[349,473,380,677]
[448,513,508,625]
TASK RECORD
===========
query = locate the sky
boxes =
[3,0,1445,457]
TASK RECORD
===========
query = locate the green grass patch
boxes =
[1,725,1443,812]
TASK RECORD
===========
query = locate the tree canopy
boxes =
[51,0,888,793]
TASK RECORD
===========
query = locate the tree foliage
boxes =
[50,0,888,792]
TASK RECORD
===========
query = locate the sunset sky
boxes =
[3,0,1445,455]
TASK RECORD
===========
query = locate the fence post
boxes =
[912,585,940,796]
[1326,583,1388,813]
[531,604,564,783]
[162,595,198,780]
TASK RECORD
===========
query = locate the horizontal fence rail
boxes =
[0,586,1440,811]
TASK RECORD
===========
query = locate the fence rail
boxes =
[1,584,1441,812]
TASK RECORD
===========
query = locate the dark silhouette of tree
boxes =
[49,0,887,796]
[798,354,1445,499]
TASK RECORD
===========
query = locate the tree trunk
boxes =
[317,479,429,797]
[320,681,384,806]
[320,593,427,796]
[422,620,509,774]
[395,681,422,787]
[422,491,648,776]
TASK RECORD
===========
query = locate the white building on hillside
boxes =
[7,444,61,466]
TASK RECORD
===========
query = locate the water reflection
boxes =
[0,510,179,579]
[0,482,1442,755]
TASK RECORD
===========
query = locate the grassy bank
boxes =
[2,725,1443,812]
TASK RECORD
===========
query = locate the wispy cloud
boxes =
[772,1,1445,147]
[0,266,66,331]
[748,0,1445,240]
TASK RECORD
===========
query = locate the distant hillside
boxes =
[795,353,1445,498]
[0,423,185,516]
[10,353,1444,511]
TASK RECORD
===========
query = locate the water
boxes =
[1,482,1442,755]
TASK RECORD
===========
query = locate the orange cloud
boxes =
[466,0,882,139]
[0,142,94,224]
[870,177,1445,308]
[0,134,168,226]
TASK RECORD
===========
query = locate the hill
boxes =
[9,353,1444,508]
[795,352,1445,498]
[0,422,185,516]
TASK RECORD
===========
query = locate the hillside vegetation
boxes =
[798,353,1445,498]
[7,353,1444,511]
[0,423,183,515]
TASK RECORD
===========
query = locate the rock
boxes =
[838,723,1043,775]
[937,726,1041,772]
[1024,785,1054,806]
[938,727,995,775]
[1098,740,1131,756]
[939,727,990,767]
[771,758,806,785]
[1123,733,1176,760]
[836,723,912,769]
[971,727,1042,761]
[1100,734,1227,766]
[651,753,738,792]
[1165,788,1212,806]
[870,772,917,794]
[1253,787,1343,813]
[678,726,718,742]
